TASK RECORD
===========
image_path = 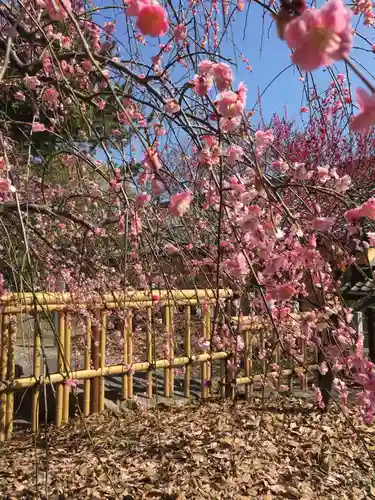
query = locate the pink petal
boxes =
[351,112,375,133]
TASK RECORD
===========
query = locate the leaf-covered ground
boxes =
[1,398,375,499]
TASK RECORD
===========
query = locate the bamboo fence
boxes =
[0,289,318,441]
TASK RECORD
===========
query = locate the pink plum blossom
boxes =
[32,122,46,132]
[42,88,58,105]
[126,0,149,16]
[316,166,330,183]
[135,192,151,207]
[226,145,244,165]
[165,99,180,115]
[136,2,169,37]
[151,178,165,195]
[169,191,192,216]
[311,217,335,232]
[283,0,352,72]
[174,24,187,41]
[193,74,213,96]
[199,60,215,76]
[44,0,72,21]
[255,129,274,156]
[165,243,179,254]
[0,178,14,193]
[212,62,234,91]
[351,88,375,133]
[24,75,41,90]
[345,198,375,222]
[216,91,245,118]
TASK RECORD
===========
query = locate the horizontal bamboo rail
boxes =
[1,289,232,307]
[0,356,319,392]
[0,352,230,392]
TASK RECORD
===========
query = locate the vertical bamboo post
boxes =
[220,359,226,399]
[300,337,307,390]
[99,310,107,412]
[201,303,211,399]
[184,305,191,399]
[32,313,41,433]
[274,330,281,391]
[146,307,153,399]
[56,312,65,427]
[219,305,226,399]
[127,312,133,399]
[91,312,100,414]
[244,328,252,400]
[6,318,15,440]
[84,315,91,416]
[0,314,8,441]
[121,313,128,400]
[62,313,71,424]
[164,304,171,397]
[169,305,174,396]
[288,343,294,393]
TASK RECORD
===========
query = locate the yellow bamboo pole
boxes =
[1,297,233,315]
[184,305,191,399]
[32,314,41,433]
[300,337,307,390]
[91,313,100,413]
[62,313,71,424]
[3,352,310,393]
[99,311,107,412]
[243,329,252,400]
[164,305,171,397]
[219,308,226,399]
[2,299,205,315]
[55,312,65,428]
[169,305,174,396]
[146,307,153,399]
[127,312,133,399]
[5,318,15,440]
[121,314,128,400]
[0,289,233,310]
[288,346,294,393]
[0,314,8,441]
[201,304,211,399]
[84,315,91,416]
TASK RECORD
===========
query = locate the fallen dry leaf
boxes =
[0,398,373,499]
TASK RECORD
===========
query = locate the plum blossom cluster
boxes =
[282,0,353,72]
[279,0,375,133]
[345,198,375,223]
[4,0,375,427]
[193,61,247,131]
[126,0,169,37]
